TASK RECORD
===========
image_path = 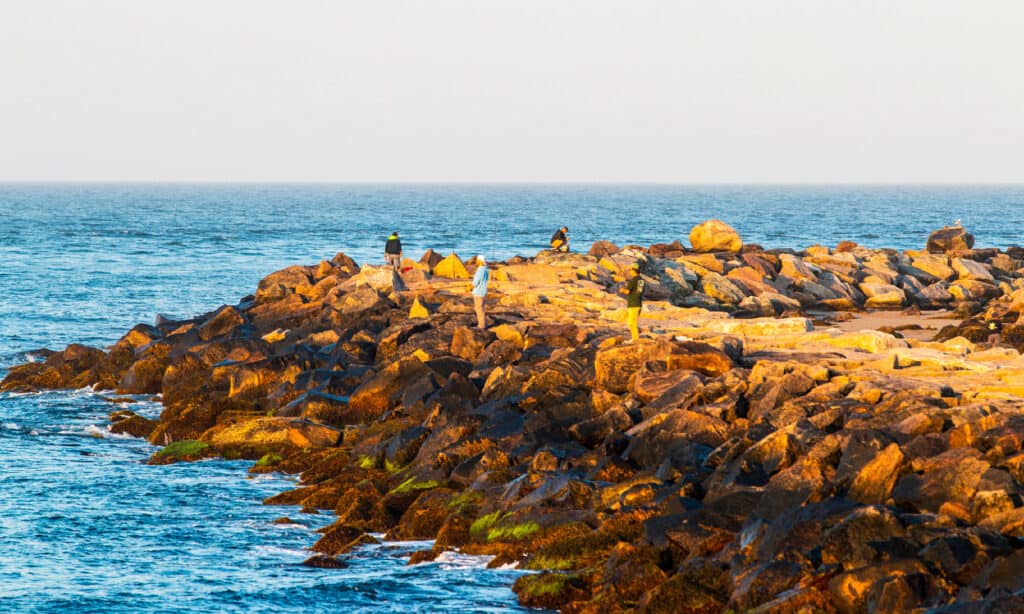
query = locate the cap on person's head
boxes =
[478,255,486,264]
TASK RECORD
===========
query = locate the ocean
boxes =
[2,183,1023,612]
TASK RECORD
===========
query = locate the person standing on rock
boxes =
[619,263,645,343]
[384,232,403,270]
[550,226,570,252]
[472,255,490,329]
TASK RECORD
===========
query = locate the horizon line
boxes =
[1,180,1024,187]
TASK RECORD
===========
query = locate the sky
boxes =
[1,1,1022,183]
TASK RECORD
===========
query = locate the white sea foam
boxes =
[57,425,108,438]
[251,544,309,559]
[435,550,497,570]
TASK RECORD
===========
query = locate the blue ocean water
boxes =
[2,183,1023,612]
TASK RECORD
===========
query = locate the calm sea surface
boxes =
[2,183,1023,612]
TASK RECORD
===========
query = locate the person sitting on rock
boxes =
[619,263,645,343]
[384,231,402,270]
[472,255,490,329]
[550,226,570,252]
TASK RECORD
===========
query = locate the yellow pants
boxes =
[627,306,640,341]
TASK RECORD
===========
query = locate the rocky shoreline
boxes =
[5,221,1024,612]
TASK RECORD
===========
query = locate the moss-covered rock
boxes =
[148,439,210,464]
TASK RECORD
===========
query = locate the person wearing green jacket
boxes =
[619,263,645,342]
[384,232,402,270]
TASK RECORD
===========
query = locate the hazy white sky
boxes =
[1,1,1021,182]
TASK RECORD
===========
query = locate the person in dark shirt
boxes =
[385,232,402,270]
[619,263,645,342]
[550,227,569,252]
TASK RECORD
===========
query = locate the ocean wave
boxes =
[434,550,498,570]
[56,425,109,439]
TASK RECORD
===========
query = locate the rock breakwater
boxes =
[6,222,1024,612]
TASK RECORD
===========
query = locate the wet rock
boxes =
[116,352,169,395]
[0,362,65,392]
[160,352,209,407]
[311,522,365,555]
[302,554,348,568]
[389,488,455,540]
[278,390,350,427]
[108,411,158,438]
[635,561,730,613]
[384,426,431,468]
[513,571,590,610]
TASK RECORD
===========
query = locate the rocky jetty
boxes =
[7,221,1024,612]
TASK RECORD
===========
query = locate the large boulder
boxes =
[109,410,159,439]
[594,339,731,394]
[255,265,313,304]
[892,447,990,513]
[347,357,441,421]
[594,340,677,394]
[419,248,444,270]
[690,220,742,253]
[345,265,408,293]
[450,326,495,361]
[197,305,246,341]
[951,257,994,282]
[201,417,341,458]
[330,252,360,276]
[588,240,621,258]
[926,225,975,254]
[117,354,169,394]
